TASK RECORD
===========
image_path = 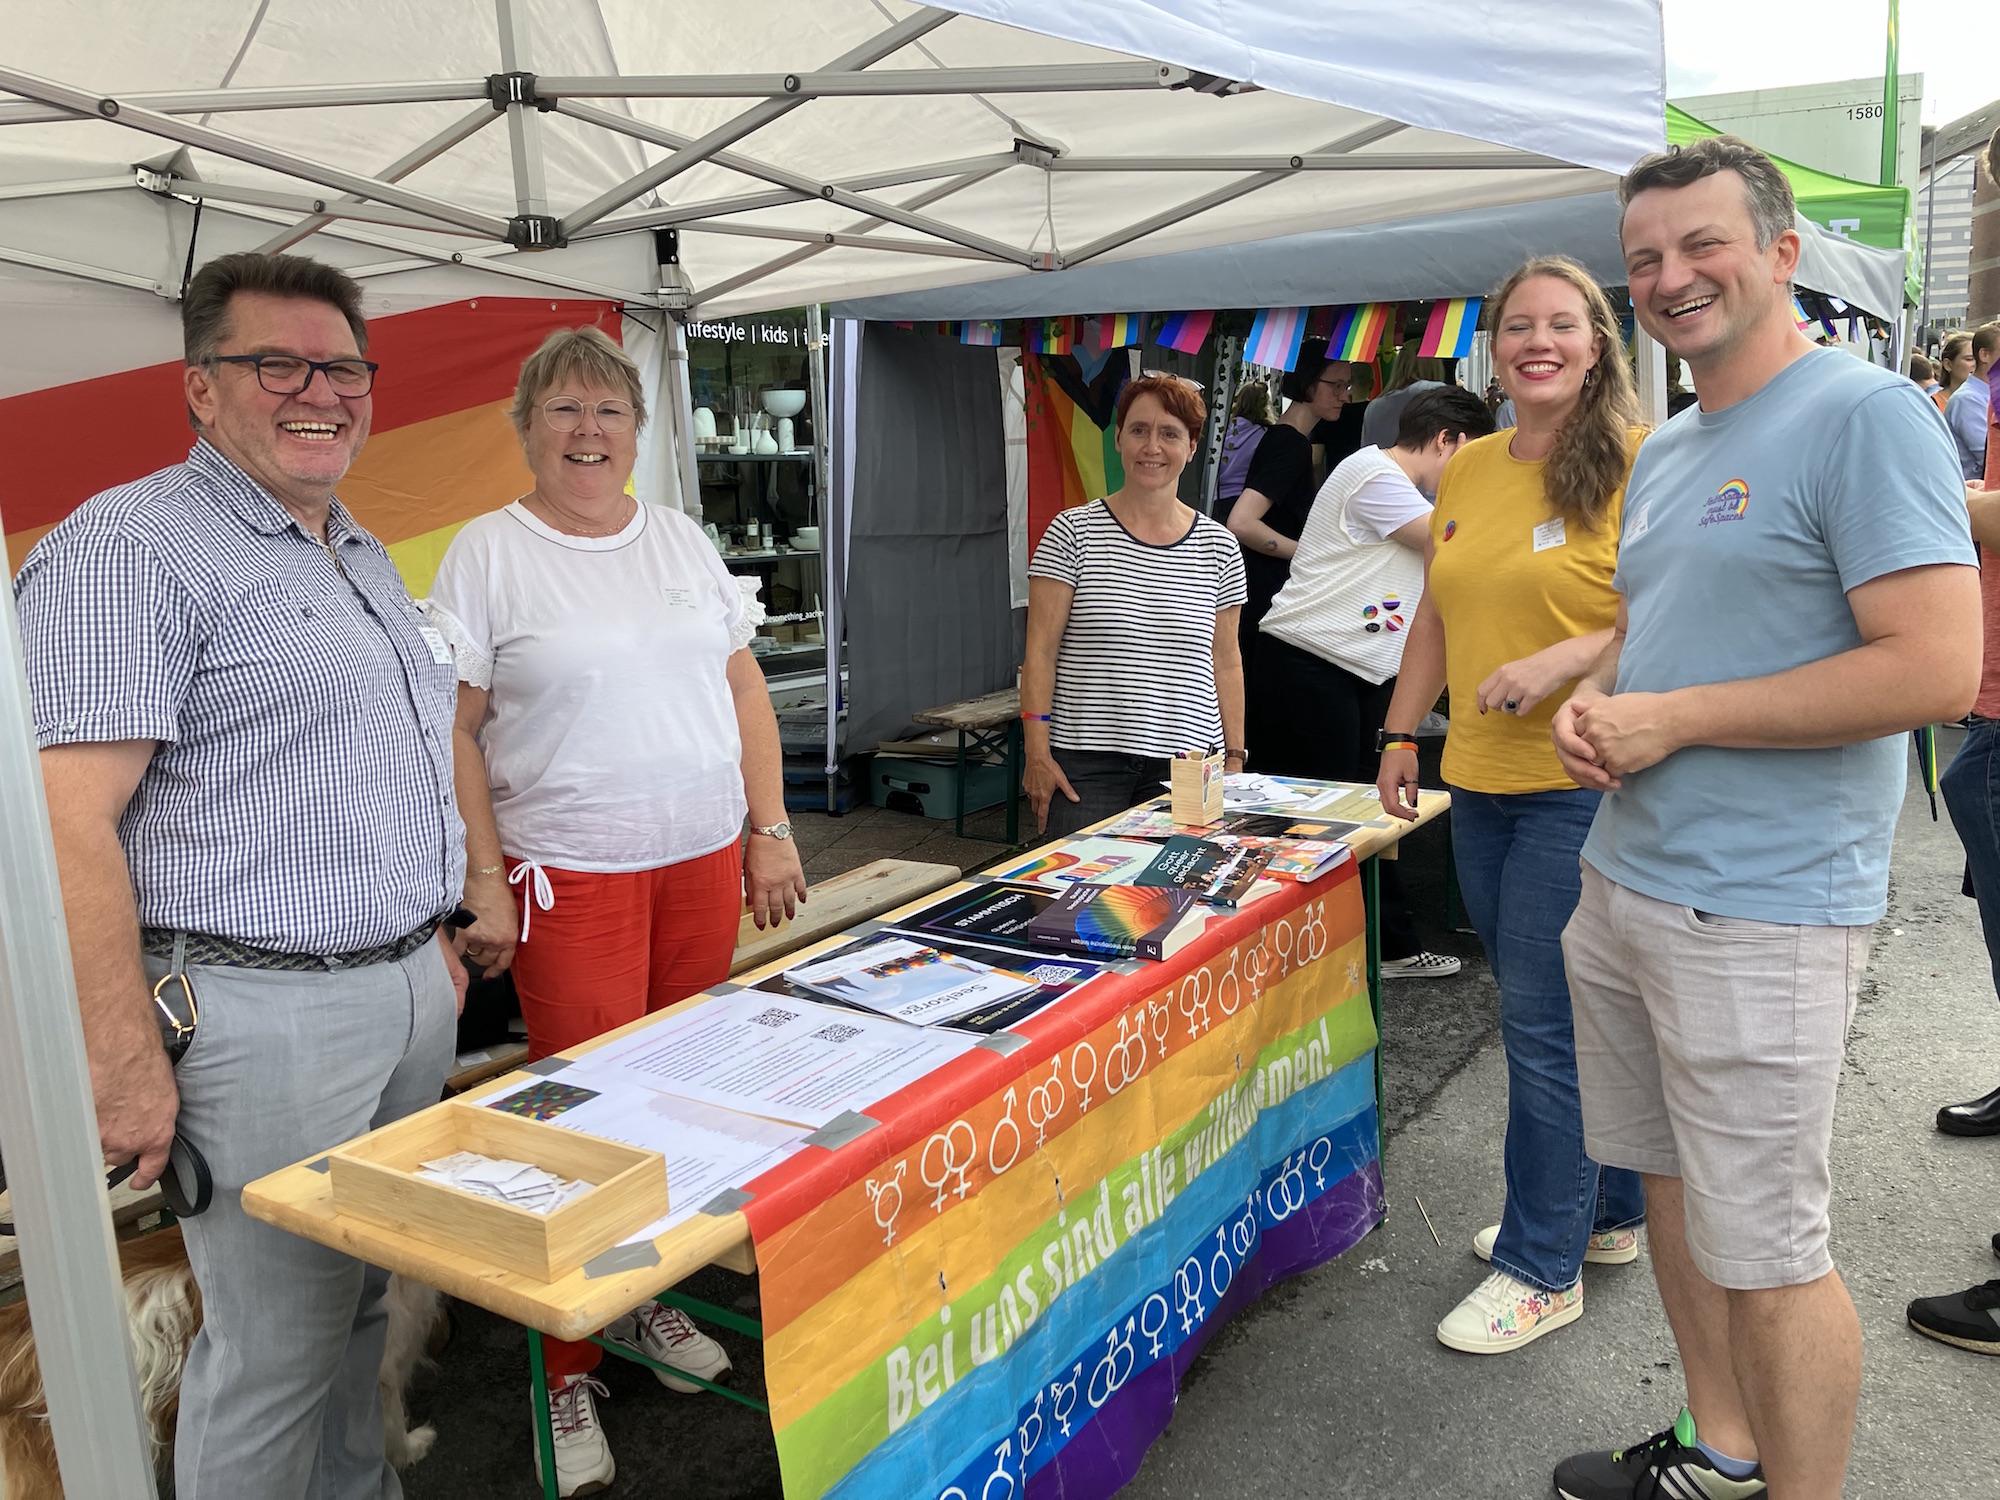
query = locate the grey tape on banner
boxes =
[976,1032,1032,1056]
[583,1241,662,1279]
[803,1110,880,1150]
[305,1156,330,1174]
[707,981,744,996]
[1112,959,1147,975]
[522,1056,571,1078]
[847,918,890,939]
[700,1187,756,1216]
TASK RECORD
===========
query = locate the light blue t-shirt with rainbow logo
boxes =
[1581,347,1974,925]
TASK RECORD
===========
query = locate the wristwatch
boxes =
[1375,728,1421,753]
[750,820,794,841]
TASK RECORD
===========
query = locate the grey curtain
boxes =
[845,325,1013,749]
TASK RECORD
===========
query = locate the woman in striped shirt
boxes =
[1021,374,1248,836]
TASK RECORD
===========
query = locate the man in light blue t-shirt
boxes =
[1545,137,1980,1500]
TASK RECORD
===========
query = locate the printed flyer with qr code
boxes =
[561,990,981,1127]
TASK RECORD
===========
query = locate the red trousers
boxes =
[507,842,743,1379]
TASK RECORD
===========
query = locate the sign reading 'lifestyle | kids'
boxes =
[685,316,809,346]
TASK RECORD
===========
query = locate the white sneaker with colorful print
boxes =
[1473,1223,1640,1266]
[1436,1268,1584,1353]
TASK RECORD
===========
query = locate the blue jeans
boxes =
[1450,785,1647,1291]
[1942,716,2000,998]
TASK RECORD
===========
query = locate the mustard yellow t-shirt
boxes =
[1426,429,1635,794]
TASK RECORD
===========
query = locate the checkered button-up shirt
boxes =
[14,440,465,954]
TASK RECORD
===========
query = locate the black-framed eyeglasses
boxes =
[1316,374,1353,396]
[541,396,636,433]
[207,353,378,397]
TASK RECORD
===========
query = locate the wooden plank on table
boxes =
[909,687,1019,732]
[729,858,960,977]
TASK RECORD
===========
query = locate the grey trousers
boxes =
[1041,749,1172,838]
[143,941,455,1500]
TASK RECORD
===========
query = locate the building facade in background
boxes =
[1674,75,1924,189]
[1918,154,1979,332]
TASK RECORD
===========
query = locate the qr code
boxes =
[811,1023,863,1044]
[747,1007,798,1028]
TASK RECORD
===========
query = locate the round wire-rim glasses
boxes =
[206,353,378,397]
[541,396,637,433]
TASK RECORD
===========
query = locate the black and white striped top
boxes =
[1028,500,1247,757]
[14,441,464,954]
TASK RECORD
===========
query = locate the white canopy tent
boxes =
[0,4,1665,1492]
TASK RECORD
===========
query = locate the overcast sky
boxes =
[1665,0,1998,126]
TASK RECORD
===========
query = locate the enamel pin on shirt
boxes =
[1532,517,1566,552]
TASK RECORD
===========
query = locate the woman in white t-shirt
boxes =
[1022,374,1248,836]
[424,327,802,1471]
[1254,385,1494,981]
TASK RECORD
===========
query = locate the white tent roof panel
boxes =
[0,0,1664,377]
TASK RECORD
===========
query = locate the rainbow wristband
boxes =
[1380,737,1419,753]
[1020,712,1052,722]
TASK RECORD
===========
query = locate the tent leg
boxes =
[664,316,702,516]
[1633,325,1669,427]
[0,564,160,1496]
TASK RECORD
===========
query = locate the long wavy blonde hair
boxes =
[1490,256,1642,531]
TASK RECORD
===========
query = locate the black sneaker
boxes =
[1906,1279,2000,1355]
[1555,1410,1766,1499]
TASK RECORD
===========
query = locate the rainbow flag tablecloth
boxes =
[736,862,1384,1499]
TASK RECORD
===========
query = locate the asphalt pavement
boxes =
[401,748,2000,1499]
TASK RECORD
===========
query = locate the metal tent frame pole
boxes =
[0,555,160,1496]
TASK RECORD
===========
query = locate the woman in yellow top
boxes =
[1376,256,1648,1357]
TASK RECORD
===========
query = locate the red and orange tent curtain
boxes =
[2,297,621,593]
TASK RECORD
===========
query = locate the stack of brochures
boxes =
[784,935,1040,1026]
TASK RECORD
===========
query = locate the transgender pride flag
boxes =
[1245,306,1308,370]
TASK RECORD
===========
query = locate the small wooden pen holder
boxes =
[1169,751,1225,826]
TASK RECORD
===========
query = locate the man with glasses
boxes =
[14,251,465,1499]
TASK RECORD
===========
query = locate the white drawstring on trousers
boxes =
[509,858,554,942]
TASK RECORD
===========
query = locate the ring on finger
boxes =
[1503,698,1520,712]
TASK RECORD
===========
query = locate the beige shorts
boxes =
[1562,862,1870,1290]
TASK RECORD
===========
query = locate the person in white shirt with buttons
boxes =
[425,325,804,1496]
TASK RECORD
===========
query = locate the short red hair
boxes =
[1114,373,1206,436]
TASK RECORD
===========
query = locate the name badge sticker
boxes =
[662,586,696,608]
[1628,502,1651,541]
[416,625,453,666]
[1532,517,1566,552]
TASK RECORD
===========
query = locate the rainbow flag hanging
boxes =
[1327,303,1393,362]
[960,320,1003,347]
[1100,313,1145,349]
[1418,297,1482,359]
[1023,317,1074,355]
[1155,309,1215,355]
[1791,296,1813,332]
[1244,307,1308,370]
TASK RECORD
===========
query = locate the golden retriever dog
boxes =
[0,1225,444,1497]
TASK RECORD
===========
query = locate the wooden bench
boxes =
[729,857,960,975]
[909,688,1022,842]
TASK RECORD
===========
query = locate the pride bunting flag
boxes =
[1023,317,1074,355]
[959,320,1004,347]
[1100,313,1145,349]
[1327,303,1393,362]
[1418,297,1482,359]
[1244,306,1308,370]
[1155,309,1215,355]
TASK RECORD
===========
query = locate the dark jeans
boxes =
[1942,716,2000,999]
[1042,749,1172,839]
[1450,785,1647,1290]
[1252,634,1421,960]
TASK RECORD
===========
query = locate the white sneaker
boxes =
[1472,1223,1641,1266]
[602,1302,733,1394]
[1436,1268,1583,1354]
[531,1374,614,1498]
[1378,951,1462,979]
